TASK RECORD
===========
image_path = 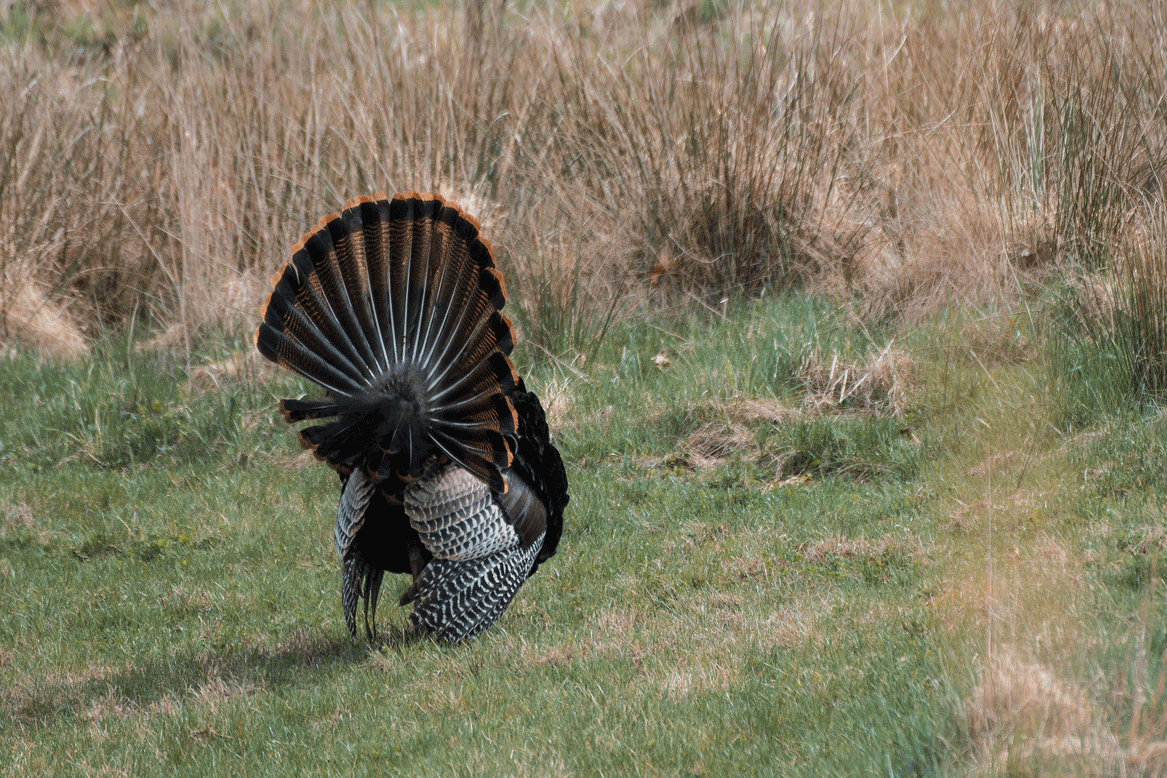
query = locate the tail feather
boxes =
[278,246,373,378]
[299,410,386,469]
[322,211,387,373]
[400,196,433,359]
[258,288,368,389]
[352,197,395,364]
[257,192,520,487]
[424,424,512,494]
[278,398,348,424]
[300,221,381,377]
[429,312,516,401]
[254,326,362,397]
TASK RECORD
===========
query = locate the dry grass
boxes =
[678,396,800,468]
[965,647,1124,776]
[925,391,1167,776]
[799,342,914,414]
[0,282,88,358]
[183,349,278,395]
[1052,209,1167,403]
[2,1,1165,353]
[965,645,1167,777]
[800,533,923,565]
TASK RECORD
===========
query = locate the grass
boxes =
[1,299,959,776]
[906,308,1167,775]
[3,296,1165,775]
[4,0,1166,357]
[1047,226,1167,429]
[4,0,1167,774]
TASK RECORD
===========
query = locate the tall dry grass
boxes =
[2,0,1166,357]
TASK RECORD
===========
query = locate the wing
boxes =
[399,465,546,642]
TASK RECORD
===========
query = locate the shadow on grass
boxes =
[4,628,432,729]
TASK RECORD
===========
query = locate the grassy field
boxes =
[3,0,1167,775]
[3,301,1165,775]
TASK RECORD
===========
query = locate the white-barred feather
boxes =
[402,465,543,642]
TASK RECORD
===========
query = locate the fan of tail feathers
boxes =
[255,192,568,643]
[256,192,519,492]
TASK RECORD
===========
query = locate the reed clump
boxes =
[2,1,1165,363]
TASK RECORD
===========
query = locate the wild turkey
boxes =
[255,192,569,643]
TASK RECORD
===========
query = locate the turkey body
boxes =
[255,192,568,643]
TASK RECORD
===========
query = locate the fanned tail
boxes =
[257,192,567,645]
[255,192,521,491]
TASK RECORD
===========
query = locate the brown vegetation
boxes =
[2,0,1165,357]
[966,646,1167,777]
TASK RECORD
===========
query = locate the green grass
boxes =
[4,296,1167,775]
[0,298,963,776]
